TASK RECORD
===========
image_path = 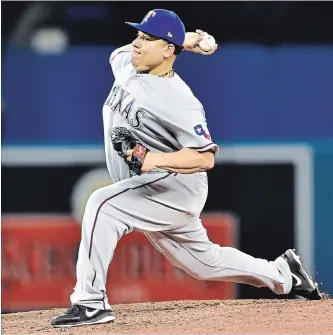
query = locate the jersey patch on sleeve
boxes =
[193,124,211,140]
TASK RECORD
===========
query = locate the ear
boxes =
[164,44,176,58]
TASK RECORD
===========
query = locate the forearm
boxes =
[145,148,214,173]
[156,166,204,174]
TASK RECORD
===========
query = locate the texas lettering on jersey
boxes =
[104,85,146,128]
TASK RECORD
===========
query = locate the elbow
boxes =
[201,151,215,171]
[206,158,215,170]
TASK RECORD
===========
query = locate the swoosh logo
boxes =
[85,308,99,318]
[291,273,302,287]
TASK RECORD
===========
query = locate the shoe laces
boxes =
[65,305,81,315]
[292,249,301,262]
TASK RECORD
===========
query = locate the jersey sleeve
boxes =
[109,47,132,78]
[167,106,219,154]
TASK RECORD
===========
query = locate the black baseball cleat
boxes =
[51,305,115,327]
[282,249,323,300]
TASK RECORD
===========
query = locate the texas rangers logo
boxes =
[194,124,211,140]
[143,11,156,22]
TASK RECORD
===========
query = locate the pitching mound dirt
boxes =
[2,299,333,334]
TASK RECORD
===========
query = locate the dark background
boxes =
[2,1,333,47]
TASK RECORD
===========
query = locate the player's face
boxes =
[131,31,175,72]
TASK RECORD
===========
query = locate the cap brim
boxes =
[125,22,168,42]
[125,21,182,47]
[125,22,150,34]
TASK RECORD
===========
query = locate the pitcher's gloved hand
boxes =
[110,127,149,175]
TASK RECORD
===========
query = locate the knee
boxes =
[192,272,213,281]
[86,189,103,209]
[84,187,110,216]
[182,267,213,281]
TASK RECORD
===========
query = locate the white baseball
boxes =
[199,34,216,52]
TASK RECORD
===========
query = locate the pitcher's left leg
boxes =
[148,227,322,299]
[145,223,292,295]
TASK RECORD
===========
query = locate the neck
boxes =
[148,62,173,77]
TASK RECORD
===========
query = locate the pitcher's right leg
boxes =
[51,172,190,327]
[51,185,132,327]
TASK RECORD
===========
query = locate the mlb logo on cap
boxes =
[125,9,186,47]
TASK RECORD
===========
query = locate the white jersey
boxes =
[102,48,218,183]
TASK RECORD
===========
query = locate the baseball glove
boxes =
[110,127,149,175]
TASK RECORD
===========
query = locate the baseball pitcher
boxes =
[52,9,323,328]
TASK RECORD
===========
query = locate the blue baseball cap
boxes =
[125,9,186,47]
